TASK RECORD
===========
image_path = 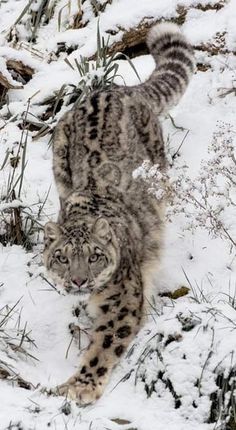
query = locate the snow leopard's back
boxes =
[53,23,195,205]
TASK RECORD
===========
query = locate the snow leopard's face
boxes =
[43,218,119,295]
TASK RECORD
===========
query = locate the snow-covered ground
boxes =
[0,0,236,429]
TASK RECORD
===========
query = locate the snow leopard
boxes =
[44,23,195,405]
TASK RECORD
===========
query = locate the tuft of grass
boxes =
[0,300,38,392]
[0,98,30,247]
[0,98,46,249]
[0,299,37,359]
[63,21,140,101]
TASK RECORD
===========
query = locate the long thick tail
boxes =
[134,23,195,114]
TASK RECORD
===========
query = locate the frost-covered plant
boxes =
[134,122,236,249]
[0,101,29,247]
[133,160,173,203]
[174,122,236,248]
[0,99,46,248]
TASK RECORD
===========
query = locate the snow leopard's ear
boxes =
[92,217,111,243]
[44,222,61,241]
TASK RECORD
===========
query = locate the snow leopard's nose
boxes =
[72,278,87,287]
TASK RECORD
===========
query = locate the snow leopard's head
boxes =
[43,218,120,295]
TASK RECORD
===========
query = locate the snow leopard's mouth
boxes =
[65,279,93,295]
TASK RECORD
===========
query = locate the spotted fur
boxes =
[44,23,195,405]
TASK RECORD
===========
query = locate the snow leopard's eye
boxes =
[89,253,99,263]
[54,250,68,264]
[58,255,68,264]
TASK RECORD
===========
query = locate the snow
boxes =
[0,0,236,429]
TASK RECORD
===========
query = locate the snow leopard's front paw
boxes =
[57,373,106,405]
